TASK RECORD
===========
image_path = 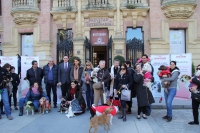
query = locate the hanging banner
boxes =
[170,53,192,99]
[170,30,185,54]
[150,55,170,97]
[22,34,34,56]
[0,56,18,73]
[91,28,108,45]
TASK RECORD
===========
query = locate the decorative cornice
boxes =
[11,8,40,25]
[162,1,197,19]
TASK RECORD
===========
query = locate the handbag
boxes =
[191,92,200,103]
[121,88,131,101]
[71,98,82,113]
[93,70,104,90]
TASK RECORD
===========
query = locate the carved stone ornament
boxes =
[11,11,40,25]
[162,2,197,19]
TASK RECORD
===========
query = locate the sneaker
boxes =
[188,121,199,125]
[34,110,39,112]
[162,115,169,119]
[7,116,13,120]
[145,113,150,116]
[54,105,57,108]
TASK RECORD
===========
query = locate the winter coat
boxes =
[26,67,43,86]
[25,89,49,103]
[11,73,20,88]
[113,73,133,91]
[70,66,84,86]
[43,63,58,84]
[96,68,110,87]
[133,72,155,107]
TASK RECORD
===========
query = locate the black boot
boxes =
[118,108,124,119]
[19,107,23,116]
[123,108,127,122]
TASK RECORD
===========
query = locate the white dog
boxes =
[91,67,100,83]
[66,102,75,118]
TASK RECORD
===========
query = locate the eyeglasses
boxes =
[121,68,126,70]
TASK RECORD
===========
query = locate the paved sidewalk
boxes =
[0,107,199,133]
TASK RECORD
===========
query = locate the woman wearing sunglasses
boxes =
[114,63,133,122]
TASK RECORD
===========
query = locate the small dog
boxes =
[66,102,75,118]
[89,107,112,133]
[91,67,100,83]
[26,101,34,115]
[39,97,46,114]
[158,65,171,89]
[59,97,69,113]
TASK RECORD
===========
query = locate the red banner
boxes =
[91,29,108,46]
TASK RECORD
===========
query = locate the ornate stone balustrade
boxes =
[52,0,76,11]
[162,0,197,19]
[11,0,40,25]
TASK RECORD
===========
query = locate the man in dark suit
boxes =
[58,55,72,97]
[26,60,43,86]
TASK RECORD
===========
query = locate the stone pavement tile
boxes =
[0,130,17,133]
[146,116,164,133]
[151,109,200,133]
[134,118,154,133]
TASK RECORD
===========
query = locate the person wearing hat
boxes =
[188,71,200,125]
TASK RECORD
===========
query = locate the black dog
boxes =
[58,96,69,113]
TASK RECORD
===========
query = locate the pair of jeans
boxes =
[86,85,94,108]
[164,88,177,117]
[19,97,39,110]
[192,99,200,123]
[146,104,152,114]
[0,88,11,116]
[46,82,57,105]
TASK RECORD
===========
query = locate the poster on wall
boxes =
[22,34,34,56]
[150,55,170,97]
[91,29,108,45]
[170,30,185,54]
[170,53,192,99]
[0,56,18,73]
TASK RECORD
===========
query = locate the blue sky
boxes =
[126,28,143,40]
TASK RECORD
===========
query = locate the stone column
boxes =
[113,0,125,59]
[77,0,82,36]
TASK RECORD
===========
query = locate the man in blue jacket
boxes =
[43,57,58,108]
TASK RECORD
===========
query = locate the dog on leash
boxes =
[39,97,46,114]
[66,101,75,118]
[25,101,34,115]
[89,107,112,133]
[90,104,118,125]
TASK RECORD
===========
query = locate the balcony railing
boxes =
[127,0,144,4]
[86,0,114,10]
[52,0,76,11]
[122,0,148,8]
[12,0,40,8]
[162,0,196,6]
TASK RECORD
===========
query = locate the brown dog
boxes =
[89,107,112,133]
[39,97,46,114]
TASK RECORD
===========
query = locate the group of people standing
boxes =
[0,53,199,126]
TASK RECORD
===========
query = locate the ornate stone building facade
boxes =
[0,0,199,67]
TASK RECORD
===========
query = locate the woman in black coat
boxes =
[10,66,20,110]
[114,63,133,122]
[134,64,154,119]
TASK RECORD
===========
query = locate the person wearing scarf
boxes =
[18,82,49,116]
[162,61,180,122]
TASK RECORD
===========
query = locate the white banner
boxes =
[0,56,18,73]
[170,30,185,54]
[170,53,192,99]
[22,34,34,56]
[151,55,170,97]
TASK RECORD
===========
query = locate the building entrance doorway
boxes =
[92,46,107,68]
